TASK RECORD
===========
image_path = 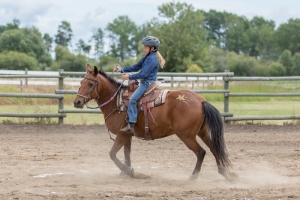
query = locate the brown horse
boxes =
[74,64,236,181]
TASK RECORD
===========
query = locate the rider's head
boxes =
[141,36,160,54]
[141,36,165,68]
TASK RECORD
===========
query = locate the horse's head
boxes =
[74,64,100,108]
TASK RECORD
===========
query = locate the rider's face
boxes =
[143,45,155,54]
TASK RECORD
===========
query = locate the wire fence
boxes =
[0,72,227,125]
[1,70,300,125]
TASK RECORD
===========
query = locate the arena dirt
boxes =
[0,124,300,199]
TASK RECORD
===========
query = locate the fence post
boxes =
[58,69,64,124]
[171,76,174,88]
[224,70,230,123]
[25,68,28,87]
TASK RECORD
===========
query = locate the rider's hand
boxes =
[114,64,120,72]
[121,74,129,80]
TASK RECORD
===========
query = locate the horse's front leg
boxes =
[109,134,134,177]
[120,137,132,177]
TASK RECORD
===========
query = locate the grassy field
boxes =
[1,79,300,125]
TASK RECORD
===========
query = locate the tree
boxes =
[291,53,300,75]
[43,33,53,53]
[223,13,251,54]
[106,16,138,61]
[91,28,105,60]
[97,55,119,70]
[55,21,73,47]
[268,62,286,76]
[202,10,226,47]
[148,2,211,72]
[245,17,276,60]
[6,19,20,30]
[75,39,91,55]
[52,46,89,71]
[186,64,203,73]
[274,19,300,55]
[0,27,51,68]
[0,51,38,70]
[279,50,293,75]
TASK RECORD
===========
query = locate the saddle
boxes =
[117,80,169,140]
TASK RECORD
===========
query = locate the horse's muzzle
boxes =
[74,99,84,108]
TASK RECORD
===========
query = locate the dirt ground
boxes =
[0,124,300,200]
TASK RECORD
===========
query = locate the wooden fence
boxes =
[0,70,233,124]
[1,70,300,124]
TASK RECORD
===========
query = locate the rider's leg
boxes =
[120,80,154,133]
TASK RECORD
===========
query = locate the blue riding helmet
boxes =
[141,36,160,50]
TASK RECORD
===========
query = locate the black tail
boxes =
[202,101,231,169]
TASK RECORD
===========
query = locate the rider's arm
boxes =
[121,56,145,73]
[129,55,158,80]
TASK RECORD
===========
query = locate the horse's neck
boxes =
[96,77,118,115]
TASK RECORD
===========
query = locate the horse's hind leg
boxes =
[198,129,232,180]
[109,134,134,177]
[177,135,206,181]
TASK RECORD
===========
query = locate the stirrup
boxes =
[119,123,132,133]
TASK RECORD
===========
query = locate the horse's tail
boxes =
[202,101,231,169]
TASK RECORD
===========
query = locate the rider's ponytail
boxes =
[155,51,165,68]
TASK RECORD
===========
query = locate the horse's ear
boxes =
[86,64,91,74]
[93,66,98,76]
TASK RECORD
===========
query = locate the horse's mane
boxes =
[98,70,122,87]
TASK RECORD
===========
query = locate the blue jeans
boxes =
[128,80,154,123]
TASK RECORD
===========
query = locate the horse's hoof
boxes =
[188,174,198,181]
[229,172,239,181]
[125,167,134,178]
[119,171,127,177]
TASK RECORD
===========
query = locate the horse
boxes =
[74,64,237,181]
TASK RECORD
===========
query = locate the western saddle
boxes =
[117,80,169,140]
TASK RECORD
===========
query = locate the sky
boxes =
[1,0,300,51]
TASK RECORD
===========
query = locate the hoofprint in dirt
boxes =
[0,124,299,199]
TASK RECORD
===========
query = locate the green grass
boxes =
[0,104,104,125]
[1,79,300,125]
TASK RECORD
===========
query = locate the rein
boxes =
[76,71,124,109]
[86,81,124,109]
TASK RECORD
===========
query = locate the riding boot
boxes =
[119,123,136,136]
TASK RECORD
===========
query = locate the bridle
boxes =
[76,72,124,109]
[76,75,101,103]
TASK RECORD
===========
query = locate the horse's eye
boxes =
[89,83,93,87]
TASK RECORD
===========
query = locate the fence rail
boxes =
[1,69,300,124]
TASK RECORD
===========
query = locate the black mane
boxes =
[98,70,122,87]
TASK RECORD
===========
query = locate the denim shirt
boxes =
[121,52,159,81]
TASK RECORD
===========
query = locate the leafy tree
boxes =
[55,21,73,47]
[291,53,300,75]
[227,53,267,76]
[202,9,226,47]
[52,46,89,71]
[268,62,286,76]
[43,33,53,53]
[279,50,293,75]
[6,19,20,30]
[186,64,203,73]
[223,13,251,54]
[274,19,300,55]
[76,39,91,55]
[97,55,119,70]
[106,16,138,61]
[148,2,211,72]
[245,17,276,60]
[91,28,105,60]
[0,27,51,67]
[0,51,38,70]
[209,46,229,72]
